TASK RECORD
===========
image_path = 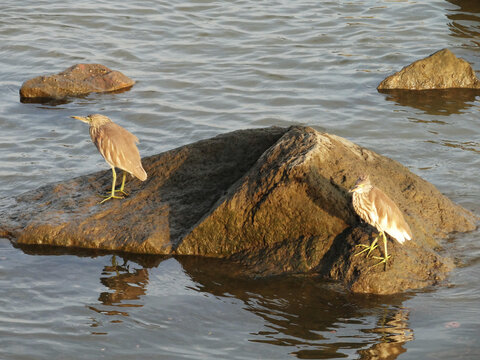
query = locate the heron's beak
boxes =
[71,115,89,124]
[349,184,359,193]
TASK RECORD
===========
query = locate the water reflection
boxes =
[15,245,163,318]
[446,0,480,44]
[358,308,413,360]
[83,254,415,358]
[19,96,73,106]
[379,89,480,115]
[87,258,148,318]
[14,245,415,359]
[89,255,165,318]
[18,87,135,106]
[97,255,148,307]
[178,256,414,359]
[426,139,480,153]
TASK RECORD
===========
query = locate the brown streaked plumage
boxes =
[349,175,412,266]
[72,114,147,203]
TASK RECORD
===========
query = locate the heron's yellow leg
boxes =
[355,234,379,257]
[372,232,391,267]
[99,167,124,204]
[115,171,129,196]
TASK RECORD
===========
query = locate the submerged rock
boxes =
[0,126,476,294]
[19,64,135,101]
[377,49,480,90]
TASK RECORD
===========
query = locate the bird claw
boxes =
[98,194,124,204]
[354,243,378,257]
[114,189,129,197]
[371,254,392,268]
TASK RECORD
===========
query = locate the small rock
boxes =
[19,64,135,101]
[378,49,480,90]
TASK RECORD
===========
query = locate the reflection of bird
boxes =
[349,175,412,266]
[71,114,147,204]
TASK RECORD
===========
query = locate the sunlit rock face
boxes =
[19,64,135,101]
[0,126,476,294]
[377,48,480,90]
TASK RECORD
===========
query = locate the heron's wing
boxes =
[94,123,147,181]
[371,187,412,242]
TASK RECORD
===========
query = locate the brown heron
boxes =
[349,175,412,266]
[71,114,147,204]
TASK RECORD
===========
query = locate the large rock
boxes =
[1,127,286,254]
[377,49,480,90]
[19,64,135,101]
[0,126,476,294]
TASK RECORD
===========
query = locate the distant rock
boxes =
[0,126,476,294]
[19,64,135,101]
[378,49,480,90]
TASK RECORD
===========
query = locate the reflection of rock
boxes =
[19,64,135,102]
[14,243,168,269]
[0,126,476,294]
[428,139,480,154]
[378,88,480,116]
[179,256,413,357]
[446,1,480,44]
[378,49,480,90]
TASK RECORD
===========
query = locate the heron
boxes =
[71,114,147,204]
[349,175,412,266]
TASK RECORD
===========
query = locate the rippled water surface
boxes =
[1,0,480,359]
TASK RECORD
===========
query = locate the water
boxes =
[0,0,479,358]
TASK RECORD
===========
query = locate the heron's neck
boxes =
[363,184,373,192]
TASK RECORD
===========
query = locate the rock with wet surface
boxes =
[0,126,476,294]
[19,64,135,101]
[377,48,480,90]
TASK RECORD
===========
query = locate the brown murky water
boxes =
[0,1,479,359]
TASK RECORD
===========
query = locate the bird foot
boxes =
[114,189,129,197]
[372,255,392,268]
[354,243,378,258]
[98,194,124,204]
